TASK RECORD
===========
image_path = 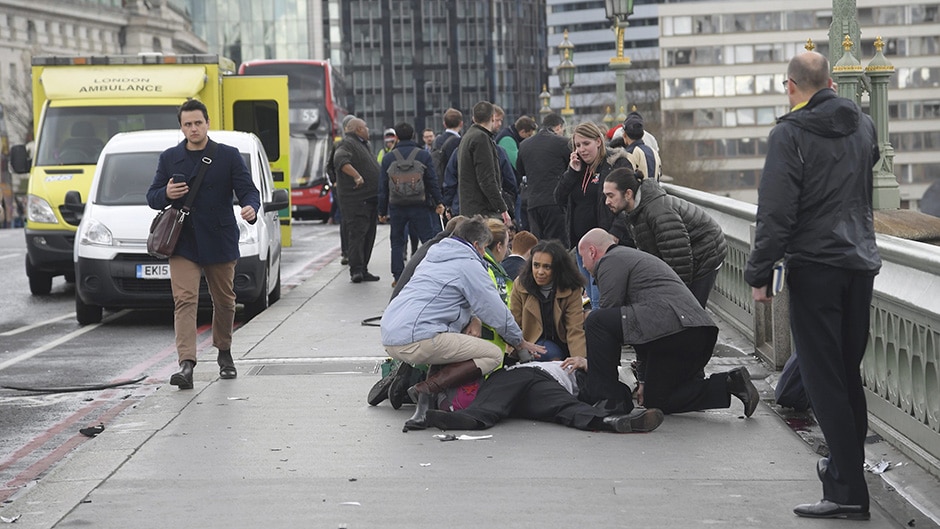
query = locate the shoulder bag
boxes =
[147,141,217,259]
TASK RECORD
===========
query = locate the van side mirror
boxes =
[264,188,290,212]
[62,190,85,225]
[10,145,30,174]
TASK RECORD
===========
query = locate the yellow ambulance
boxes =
[10,54,291,295]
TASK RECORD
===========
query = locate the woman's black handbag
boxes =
[146,142,217,258]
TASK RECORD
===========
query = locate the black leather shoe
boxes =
[170,360,195,390]
[351,272,363,283]
[387,362,414,410]
[817,457,829,482]
[361,272,381,282]
[218,350,237,379]
[793,500,869,520]
[602,407,664,433]
[367,374,393,406]
[425,409,482,430]
[727,366,759,417]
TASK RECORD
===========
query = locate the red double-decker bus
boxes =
[239,59,349,221]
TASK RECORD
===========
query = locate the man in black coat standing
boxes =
[333,117,381,283]
[745,52,881,521]
[516,113,570,245]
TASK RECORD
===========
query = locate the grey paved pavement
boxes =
[2,227,939,528]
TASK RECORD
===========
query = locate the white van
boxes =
[69,130,289,325]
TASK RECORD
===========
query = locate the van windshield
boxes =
[96,152,252,206]
[36,106,179,166]
[96,152,161,205]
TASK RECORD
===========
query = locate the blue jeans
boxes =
[575,250,600,309]
[390,205,435,280]
[535,338,568,361]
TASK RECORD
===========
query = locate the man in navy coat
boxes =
[147,99,260,389]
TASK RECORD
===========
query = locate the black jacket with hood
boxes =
[744,89,882,288]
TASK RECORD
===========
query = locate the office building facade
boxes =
[334,0,546,136]
[657,0,940,194]
[545,0,660,125]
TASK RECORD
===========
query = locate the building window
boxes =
[735,75,754,96]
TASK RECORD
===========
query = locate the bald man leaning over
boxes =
[575,228,758,418]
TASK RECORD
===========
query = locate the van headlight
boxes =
[79,217,113,246]
[237,218,257,245]
[27,195,59,224]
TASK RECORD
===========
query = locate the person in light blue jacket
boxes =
[382,216,545,432]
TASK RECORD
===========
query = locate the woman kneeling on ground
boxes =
[510,240,587,362]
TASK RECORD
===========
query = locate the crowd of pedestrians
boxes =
[329,59,877,518]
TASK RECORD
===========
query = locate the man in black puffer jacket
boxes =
[603,169,727,308]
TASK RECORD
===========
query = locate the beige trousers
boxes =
[385,332,503,374]
[169,256,237,364]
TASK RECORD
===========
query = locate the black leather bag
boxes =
[146,141,217,258]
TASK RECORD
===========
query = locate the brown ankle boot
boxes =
[402,360,482,432]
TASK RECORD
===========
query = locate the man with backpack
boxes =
[378,122,446,286]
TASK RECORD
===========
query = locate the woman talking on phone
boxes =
[553,122,634,309]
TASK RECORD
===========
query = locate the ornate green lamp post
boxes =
[829,0,899,209]
[604,0,634,122]
[557,31,576,117]
[866,36,900,209]
[539,84,553,119]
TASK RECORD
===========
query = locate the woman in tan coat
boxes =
[510,240,587,361]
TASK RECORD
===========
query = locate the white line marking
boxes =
[0,252,23,261]
[0,313,75,337]
[0,310,130,372]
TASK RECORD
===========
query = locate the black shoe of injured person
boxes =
[601,407,664,433]
[425,409,482,430]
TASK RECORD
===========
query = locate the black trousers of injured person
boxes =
[448,367,609,430]
[583,308,731,414]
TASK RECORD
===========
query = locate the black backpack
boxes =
[430,134,458,184]
[387,149,427,206]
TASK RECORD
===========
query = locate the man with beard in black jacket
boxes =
[745,51,881,521]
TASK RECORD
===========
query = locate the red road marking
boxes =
[0,324,215,501]
[1,396,139,498]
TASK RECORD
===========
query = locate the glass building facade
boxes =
[185,0,319,66]
[335,0,546,137]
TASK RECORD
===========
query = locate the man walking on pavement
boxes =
[745,51,881,521]
[457,101,511,225]
[575,228,759,417]
[147,99,260,388]
[333,117,381,283]
[378,122,446,286]
[516,112,571,244]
